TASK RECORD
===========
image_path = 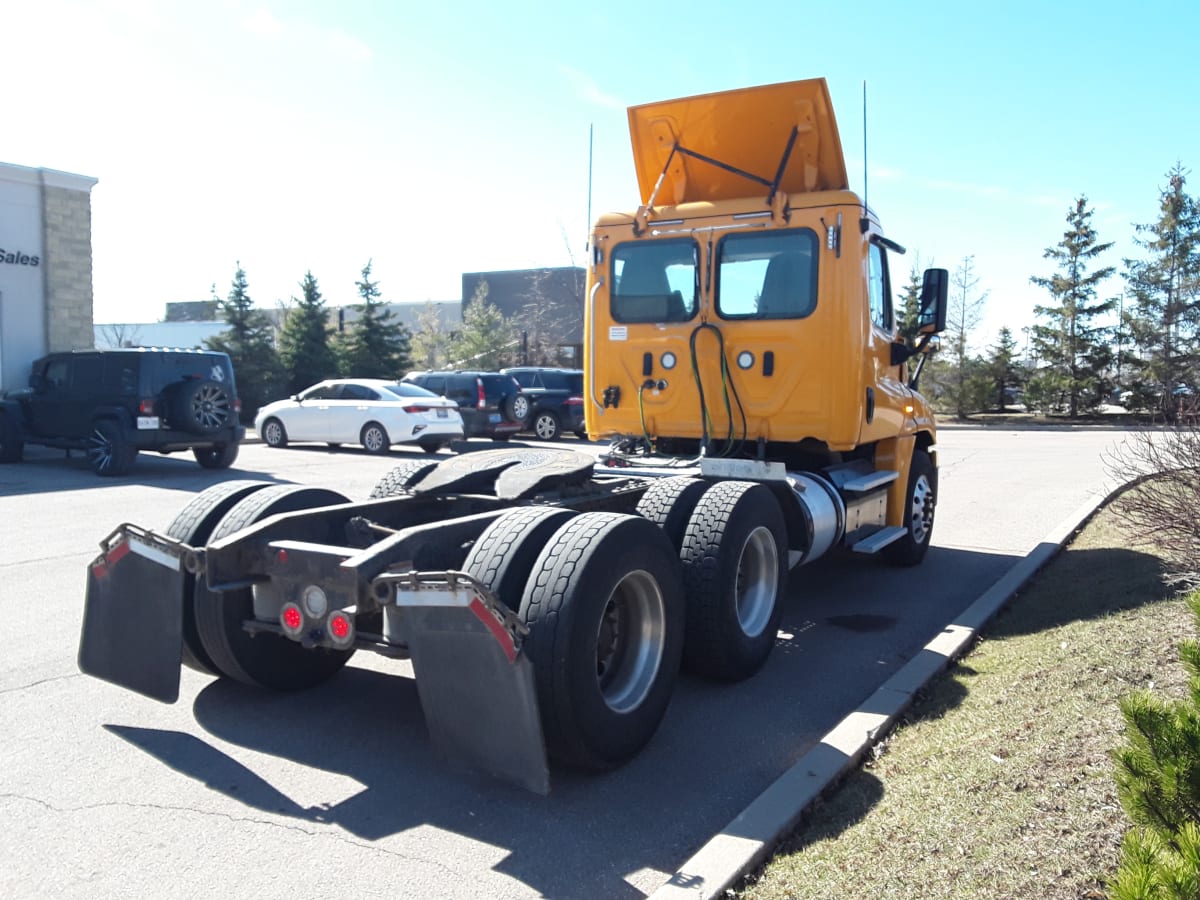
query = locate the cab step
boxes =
[850,526,906,554]
[840,470,899,493]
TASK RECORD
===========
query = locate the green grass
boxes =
[736,500,1191,900]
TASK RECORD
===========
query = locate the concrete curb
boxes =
[648,490,1111,900]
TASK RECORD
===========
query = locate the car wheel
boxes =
[261,417,288,448]
[87,420,137,476]
[532,411,561,441]
[506,393,530,423]
[360,421,390,454]
[173,380,234,435]
[193,443,239,469]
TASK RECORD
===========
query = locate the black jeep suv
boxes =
[0,348,245,476]
[402,371,528,440]
[500,367,586,440]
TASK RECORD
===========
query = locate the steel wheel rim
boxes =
[264,421,282,445]
[735,526,778,637]
[535,414,557,439]
[87,428,114,471]
[191,384,230,430]
[594,568,665,713]
[910,475,933,544]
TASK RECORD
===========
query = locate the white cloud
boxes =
[242,7,283,38]
[558,66,624,110]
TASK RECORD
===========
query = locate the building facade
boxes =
[0,162,98,392]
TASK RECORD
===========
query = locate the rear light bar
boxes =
[564,396,583,406]
[476,379,486,410]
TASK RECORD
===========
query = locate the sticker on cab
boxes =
[609,326,628,341]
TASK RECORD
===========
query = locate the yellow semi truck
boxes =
[77,78,946,792]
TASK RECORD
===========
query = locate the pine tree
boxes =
[1125,165,1200,422]
[278,271,337,394]
[1029,196,1116,416]
[986,326,1022,410]
[897,260,925,345]
[335,261,412,379]
[449,281,516,370]
[205,264,284,422]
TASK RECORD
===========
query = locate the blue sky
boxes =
[5,0,1196,352]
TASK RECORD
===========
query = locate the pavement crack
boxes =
[0,672,82,695]
[0,793,471,877]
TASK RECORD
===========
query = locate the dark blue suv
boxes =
[500,367,586,440]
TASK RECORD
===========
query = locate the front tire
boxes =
[360,421,390,454]
[883,449,937,566]
[87,420,137,476]
[261,417,288,448]
[680,481,787,681]
[519,513,684,770]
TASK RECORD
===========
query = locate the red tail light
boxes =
[327,610,355,648]
[280,602,304,637]
[403,405,433,413]
[564,396,583,407]
[476,379,486,410]
[138,398,156,415]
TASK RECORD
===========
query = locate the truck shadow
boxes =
[100,541,1144,898]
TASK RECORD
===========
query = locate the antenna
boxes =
[586,123,594,252]
[861,80,870,232]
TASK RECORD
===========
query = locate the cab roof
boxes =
[627,78,848,206]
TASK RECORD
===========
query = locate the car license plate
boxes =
[137,416,160,429]
[488,413,501,424]
[437,408,447,418]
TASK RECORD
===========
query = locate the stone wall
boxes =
[42,182,94,351]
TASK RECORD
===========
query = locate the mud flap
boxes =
[78,526,191,703]
[382,572,549,794]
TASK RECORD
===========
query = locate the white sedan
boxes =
[254,379,464,454]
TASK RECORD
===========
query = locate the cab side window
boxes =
[868,242,893,332]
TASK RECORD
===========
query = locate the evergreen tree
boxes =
[897,259,925,345]
[410,300,451,370]
[986,326,1022,410]
[1029,196,1116,416]
[449,281,516,370]
[205,264,284,422]
[335,261,412,378]
[278,271,337,394]
[1125,165,1200,422]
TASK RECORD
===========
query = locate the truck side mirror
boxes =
[918,268,949,334]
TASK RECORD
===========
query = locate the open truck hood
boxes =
[627,78,848,206]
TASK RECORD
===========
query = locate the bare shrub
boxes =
[1106,426,1200,588]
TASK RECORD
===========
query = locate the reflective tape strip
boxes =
[468,596,517,663]
[127,535,181,571]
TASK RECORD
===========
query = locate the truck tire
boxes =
[680,481,788,681]
[360,421,390,454]
[260,417,288,448]
[87,420,137,476]
[635,476,709,553]
[368,460,438,498]
[519,512,684,769]
[166,480,277,675]
[193,442,239,469]
[883,449,937,567]
[0,412,23,463]
[194,485,354,690]
[531,411,561,441]
[173,379,234,435]
[462,507,577,611]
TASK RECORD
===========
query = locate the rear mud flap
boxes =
[382,572,549,794]
[78,526,192,703]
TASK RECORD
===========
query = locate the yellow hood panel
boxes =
[627,78,848,206]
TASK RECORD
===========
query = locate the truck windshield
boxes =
[610,238,698,324]
[716,229,819,320]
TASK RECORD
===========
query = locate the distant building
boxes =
[0,161,98,391]
[462,267,584,365]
